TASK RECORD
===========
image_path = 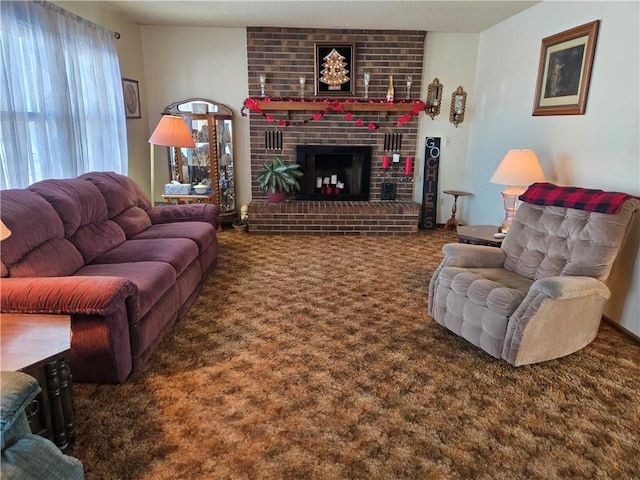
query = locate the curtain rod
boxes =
[41,1,120,40]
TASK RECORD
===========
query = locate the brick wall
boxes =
[246,27,426,202]
[245,27,425,234]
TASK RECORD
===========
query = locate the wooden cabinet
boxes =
[163,98,236,218]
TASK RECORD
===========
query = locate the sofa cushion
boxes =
[132,222,216,253]
[27,178,107,238]
[91,238,199,277]
[75,262,176,319]
[0,190,84,278]
[79,172,152,238]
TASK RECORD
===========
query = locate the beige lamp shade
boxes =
[148,115,195,148]
[0,220,11,240]
[490,149,545,234]
[490,149,545,187]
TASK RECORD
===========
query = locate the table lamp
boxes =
[148,115,195,204]
[490,149,545,233]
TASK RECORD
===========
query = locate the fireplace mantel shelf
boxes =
[255,100,421,113]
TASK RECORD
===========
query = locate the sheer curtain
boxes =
[0,0,127,189]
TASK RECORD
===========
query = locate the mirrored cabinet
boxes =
[162,98,236,217]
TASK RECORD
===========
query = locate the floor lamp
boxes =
[489,149,545,233]
[148,115,195,204]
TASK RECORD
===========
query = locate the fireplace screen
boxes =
[295,145,371,201]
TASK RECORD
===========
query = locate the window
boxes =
[0,1,127,189]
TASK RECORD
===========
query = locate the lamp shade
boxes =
[0,220,11,240]
[490,149,545,187]
[148,115,195,148]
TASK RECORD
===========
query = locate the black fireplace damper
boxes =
[295,145,371,201]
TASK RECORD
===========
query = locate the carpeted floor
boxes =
[69,230,640,480]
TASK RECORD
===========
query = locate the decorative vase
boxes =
[267,191,286,203]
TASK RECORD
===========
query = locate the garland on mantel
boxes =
[241,97,425,130]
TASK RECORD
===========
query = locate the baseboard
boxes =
[602,315,640,344]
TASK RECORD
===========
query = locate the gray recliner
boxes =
[1,371,84,480]
[429,184,639,366]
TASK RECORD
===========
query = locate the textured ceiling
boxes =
[102,0,539,33]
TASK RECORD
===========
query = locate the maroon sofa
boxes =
[1,172,219,383]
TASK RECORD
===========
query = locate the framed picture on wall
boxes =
[122,78,141,118]
[532,20,600,116]
[314,43,355,96]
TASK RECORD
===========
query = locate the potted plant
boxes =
[256,156,303,203]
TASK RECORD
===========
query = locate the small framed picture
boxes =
[532,20,600,116]
[122,78,141,118]
[314,43,356,96]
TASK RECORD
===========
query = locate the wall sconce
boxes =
[449,86,467,127]
[425,78,442,119]
[259,74,266,97]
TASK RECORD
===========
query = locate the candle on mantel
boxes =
[316,177,322,188]
[405,157,412,176]
[382,156,390,169]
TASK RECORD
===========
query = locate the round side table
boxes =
[443,190,473,230]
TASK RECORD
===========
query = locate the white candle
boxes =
[323,177,330,185]
[330,174,338,184]
[316,177,322,188]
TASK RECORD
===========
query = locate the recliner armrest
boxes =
[441,243,506,268]
[529,276,611,301]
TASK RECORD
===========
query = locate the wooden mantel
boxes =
[253,100,423,114]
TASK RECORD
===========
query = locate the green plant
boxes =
[256,157,303,194]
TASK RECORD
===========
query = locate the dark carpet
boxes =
[69,230,640,480]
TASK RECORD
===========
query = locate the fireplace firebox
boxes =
[295,145,371,201]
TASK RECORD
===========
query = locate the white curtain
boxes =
[0,0,127,189]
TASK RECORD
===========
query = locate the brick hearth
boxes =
[249,201,420,235]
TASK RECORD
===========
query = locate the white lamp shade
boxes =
[490,149,545,187]
[148,115,195,148]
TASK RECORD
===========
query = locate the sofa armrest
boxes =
[502,276,611,366]
[441,243,506,268]
[0,276,139,319]
[147,203,219,228]
[1,372,41,450]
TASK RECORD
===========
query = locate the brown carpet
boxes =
[69,230,640,480]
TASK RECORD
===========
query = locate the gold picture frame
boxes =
[532,20,600,116]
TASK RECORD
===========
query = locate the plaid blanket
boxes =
[519,182,637,214]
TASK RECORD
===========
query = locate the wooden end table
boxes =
[442,190,473,230]
[457,225,504,247]
[1,314,76,451]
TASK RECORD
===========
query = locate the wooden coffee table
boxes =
[1,314,75,451]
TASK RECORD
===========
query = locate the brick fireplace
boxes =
[246,27,425,234]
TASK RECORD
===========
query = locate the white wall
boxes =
[140,26,250,206]
[465,1,640,334]
[415,33,479,223]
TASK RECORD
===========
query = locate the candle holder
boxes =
[259,74,266,97]
[363,72,370,99]
[299,75,306,98]
[406,75,412,100]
